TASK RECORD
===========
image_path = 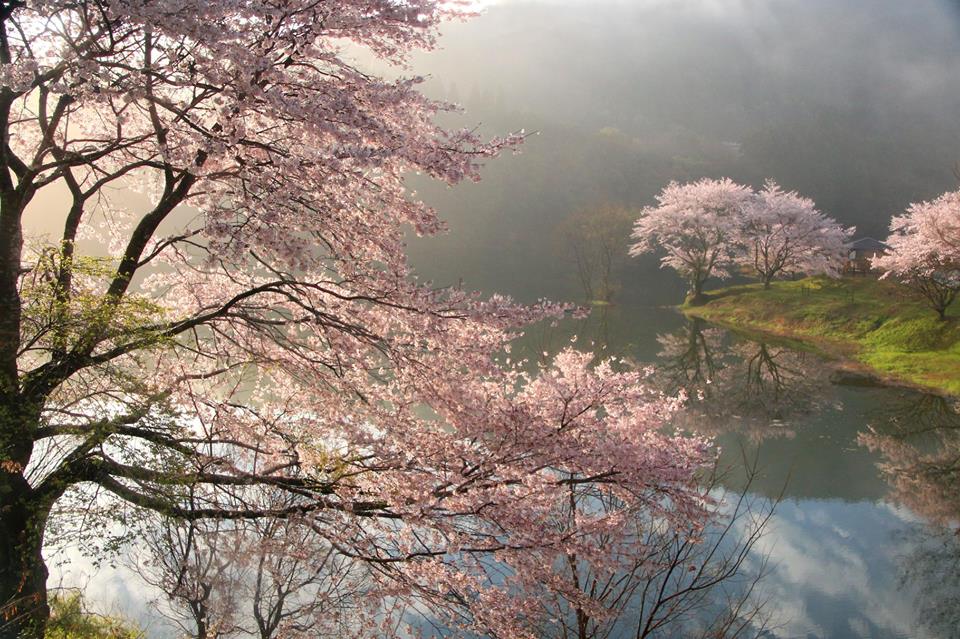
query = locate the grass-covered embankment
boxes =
[682,276,960,396]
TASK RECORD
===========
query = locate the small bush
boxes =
[46,592,143,639]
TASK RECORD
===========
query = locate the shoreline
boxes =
[679,277,960,398]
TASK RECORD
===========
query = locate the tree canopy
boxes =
[630,178,752,302]
[0,2,715,637]
[631,178,850,300]
[875,190,960,319]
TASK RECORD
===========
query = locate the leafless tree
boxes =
[555,204,636,303]
[138,493,367,639]
[537,459,778,639]
[139,510,243,639]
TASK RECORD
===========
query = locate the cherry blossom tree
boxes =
[874,190,960,319]
[629,178,752,304]
[0,2,715,638]
[736,181,852,288]
[537,472,774,639]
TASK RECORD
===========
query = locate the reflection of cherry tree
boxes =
[895,526,960,639]
[859,393,960,526]
[860,393,960,639]
[655,318,725,394]
[723,342,832,425]
[655,320,833,440]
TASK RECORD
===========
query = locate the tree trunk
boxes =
[687,280,707,306]
[0,473,50,639]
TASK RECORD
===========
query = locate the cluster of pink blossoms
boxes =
[0,1,719,636]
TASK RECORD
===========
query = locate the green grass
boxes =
[682,276,960,396]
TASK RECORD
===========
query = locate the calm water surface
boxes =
[519,303,959,639]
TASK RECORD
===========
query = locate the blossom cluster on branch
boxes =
[0,2,720,637]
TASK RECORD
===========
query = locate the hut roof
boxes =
[845,237,890,252]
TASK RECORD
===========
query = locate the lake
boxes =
[503,301,960,639]
[396,3,960,634]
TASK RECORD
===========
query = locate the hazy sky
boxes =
[404,0,960,301]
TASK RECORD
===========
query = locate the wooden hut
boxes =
[843,237,890,275]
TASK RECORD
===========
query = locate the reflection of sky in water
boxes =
[656,316,959,638]
[53,500,940,638]
[754,499,926,639]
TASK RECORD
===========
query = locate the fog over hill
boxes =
[403,0,960,303]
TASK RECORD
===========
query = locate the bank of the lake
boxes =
[682,276,960,397]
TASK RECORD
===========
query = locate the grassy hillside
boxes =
[682,277,960,396]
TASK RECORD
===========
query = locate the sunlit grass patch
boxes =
[683,276,960,396]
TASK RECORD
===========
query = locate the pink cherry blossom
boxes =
[632,178,850,300]
[630,178,753,302]
[874,190,960,319]
[736,180,852,288]
[0,2,716,637]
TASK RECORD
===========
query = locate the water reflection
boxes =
[896,526,960,639]
[861,393,960,526]
[648,319,960,638]
[859,393,960,639]
[515,308,960,637]
[654,317,723,392]
[655,318,836,442]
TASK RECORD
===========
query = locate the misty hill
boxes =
[405,0,960,304]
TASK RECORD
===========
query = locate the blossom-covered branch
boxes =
[0,3,716,637]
